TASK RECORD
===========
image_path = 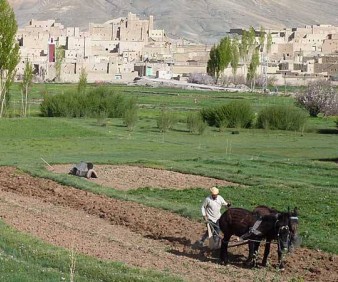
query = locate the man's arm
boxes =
[220,196,231,207]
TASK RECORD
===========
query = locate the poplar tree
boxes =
[247,47,260,90]
[218,37,232,73]
[239,30,249,64]
[231,36,240,79]
[20,59,34,117]
[239,27,260,87]
[207,45,218,79]
[239,29,255,78]
[0,0,20,117]
[266,32,272,54]
[207,37,232,83]
[259,26,265,52]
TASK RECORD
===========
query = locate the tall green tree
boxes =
[259,26,267,90]
[259,26,265,52]
[0,0,20,117]
[230,36,240,80]
[239,27,257,82]
[20,59,34,117]
[248,26,257,49]
[247,47,260,90]
[207,37,232,83]
[218,37,232,79]
[207,45,218,79]
[239,30,249,64]
[259,27,273,91]
[207,44,223,82]
[266,32,272,54]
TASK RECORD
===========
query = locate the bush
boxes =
[256,105,308,131]
[186,112,207,134]
[123,98,138,131]
[157,107,177,132]
[95,111,108,126]
[218,119,230,132]
[105,93,128,118]
[40,91,86,117]
[295,80,338,117]
[123,108,138,131]
[40,87,130,118]
[200,107,217,127]
[201,101,254,129]
[77,68,88,95]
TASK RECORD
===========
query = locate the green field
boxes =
[1,83,337,281]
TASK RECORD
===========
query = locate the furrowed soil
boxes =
[0,166,336,282]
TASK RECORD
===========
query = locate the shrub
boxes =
[295,80,338,117]
[123,98,138,131]
[77,68,88,95]
[201,101,254,129]
[105,93,128,118]
[40,86,129,118]
[95,111,108,126]
[186,112,207,134]
[217,101,254,128]
[123,108,138,131]
[200,107,217,126]
[84,87,127,118]
[40,91,85,117]
[218,119,230,132]
[157,107,177,132]
[256,105,308,131]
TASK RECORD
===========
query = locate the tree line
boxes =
[207,26,272,90]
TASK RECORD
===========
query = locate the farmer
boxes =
[197,187,231,247]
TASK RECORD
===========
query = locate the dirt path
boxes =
[0,167,336,281]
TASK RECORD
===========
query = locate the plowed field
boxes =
[0,166,336,282]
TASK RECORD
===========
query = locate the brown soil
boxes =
[0,166,336,282]
[50,164,235,190]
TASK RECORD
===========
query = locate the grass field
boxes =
[1,83,337,281]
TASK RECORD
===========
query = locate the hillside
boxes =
[9,0,338,43]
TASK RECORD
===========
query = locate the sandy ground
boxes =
[0,166,336,282]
